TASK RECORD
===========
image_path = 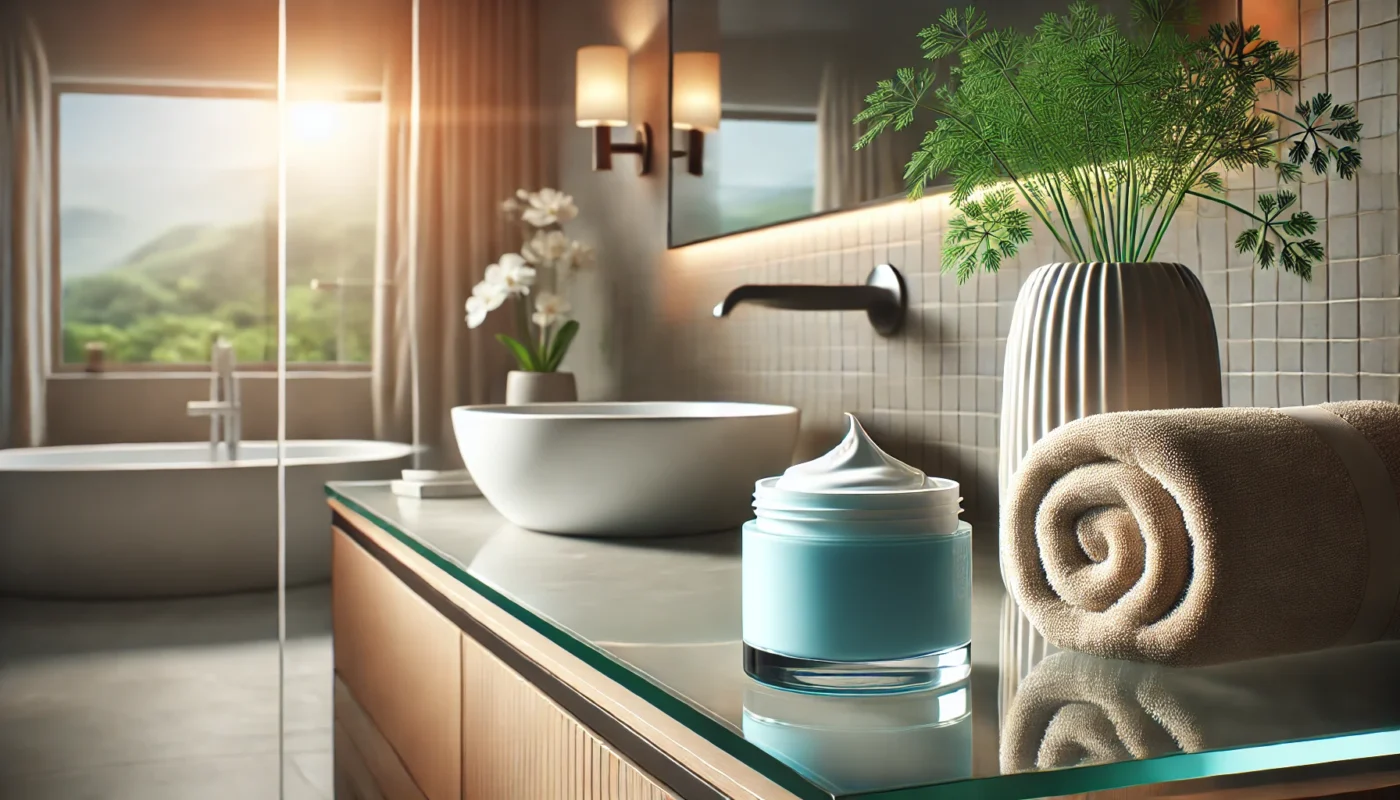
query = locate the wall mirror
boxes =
[666,0,1161,247]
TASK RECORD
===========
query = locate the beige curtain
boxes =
[373,0,543,468]
[0,9,50,449]
[814,61,917,212]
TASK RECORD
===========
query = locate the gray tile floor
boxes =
[0,586,333,800]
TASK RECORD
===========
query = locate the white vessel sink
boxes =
[451,402,800,536]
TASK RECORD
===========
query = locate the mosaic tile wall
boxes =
[630,0,1400,520]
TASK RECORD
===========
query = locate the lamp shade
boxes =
[576,45,630,127]
[672,51,721,132]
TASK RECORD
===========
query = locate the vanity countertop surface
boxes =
[327,482,1400,799]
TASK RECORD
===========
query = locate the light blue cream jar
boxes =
[743,414,972,694]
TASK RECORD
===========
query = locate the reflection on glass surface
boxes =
[329,483,1400,798]
[468,523,740,645]
[716,119,817,235]
[1002,642,1400,774]
[745,681,972,795]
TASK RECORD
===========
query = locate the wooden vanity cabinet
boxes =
[332,526,462,800]
[331,525,677,800]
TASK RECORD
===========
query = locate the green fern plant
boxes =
[855,0,1362,282]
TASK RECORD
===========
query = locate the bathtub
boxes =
[0,440,412,599]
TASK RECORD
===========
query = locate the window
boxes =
[715,117,818,233]
[56,88,382,368]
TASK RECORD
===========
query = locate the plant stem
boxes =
[1114,90,1136,262]
[1135,193,1167,258]
[1046,177,1088,261]
[1185,189,1268,223]
[514,296,535,371]
[939,113,1079,258]
[1257,107,1307,129]
[1089,163,1113,259]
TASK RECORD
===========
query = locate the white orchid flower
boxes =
[465,295,490,328]
[522,230,571,267]
[472,277,509,308]
[521,188,579,227]
[531,292,572,328]
[483,252,536,295]
[465,279,509,328]
[565,240,595,272]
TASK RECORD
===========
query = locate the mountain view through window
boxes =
[58,91,381,366]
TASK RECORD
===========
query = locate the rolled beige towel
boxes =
[1000,644,1400,774]
[1004,401,1400,666]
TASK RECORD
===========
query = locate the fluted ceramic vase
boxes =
[998,262,1222,499]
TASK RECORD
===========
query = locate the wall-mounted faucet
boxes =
[713,264,908,336]
[187,338,241,461]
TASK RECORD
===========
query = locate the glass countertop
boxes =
[327,482,1400,799]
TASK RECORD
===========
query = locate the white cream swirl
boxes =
[776,413,928,493]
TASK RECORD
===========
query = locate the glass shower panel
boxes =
[0,0,284,797]
[278,0,416,795]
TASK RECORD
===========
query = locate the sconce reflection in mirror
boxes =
[576,45,651,174]
[671,51,720,177]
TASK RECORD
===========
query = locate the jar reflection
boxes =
[743,679,973,794]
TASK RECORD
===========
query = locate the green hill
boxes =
[62,213,376,366]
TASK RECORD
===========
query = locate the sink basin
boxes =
[451,402,800,536]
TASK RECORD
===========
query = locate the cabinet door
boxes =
[461,634,677,800]
[333,527,462,800]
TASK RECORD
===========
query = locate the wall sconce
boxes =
[576,45,651,174]
[671,51,720,177]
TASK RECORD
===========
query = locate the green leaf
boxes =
[1335,145,1362,179]
[1257,238,1276,269]
[855,0,1354,281]
[544,320,580,372]
[1288,139,1309,165]
[1332,119,1362,142]
[1235,228,1260,251]
[1310,146,1329,175]
[1311,92,1333,118]
[495,333,539,371]
[1281,210,1316,237]
[940,187,1031,282]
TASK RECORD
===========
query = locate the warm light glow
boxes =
[672,51,721,132]
[576,45,630,127]
[673,190,955,268]
[280,100,384,189]
[290,101,339,143]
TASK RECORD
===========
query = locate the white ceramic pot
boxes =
[998,262,1221,499]
[505,370,577,405]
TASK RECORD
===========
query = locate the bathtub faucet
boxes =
[187,338,242,461]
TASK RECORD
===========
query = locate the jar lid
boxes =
[752,414,963,534]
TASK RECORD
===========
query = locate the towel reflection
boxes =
[1000,641,1400,774]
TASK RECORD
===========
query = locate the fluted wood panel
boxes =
[461,633,677,800]
[333,528,463,800]
[334,677,430,800]
[998,262,1223,499]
